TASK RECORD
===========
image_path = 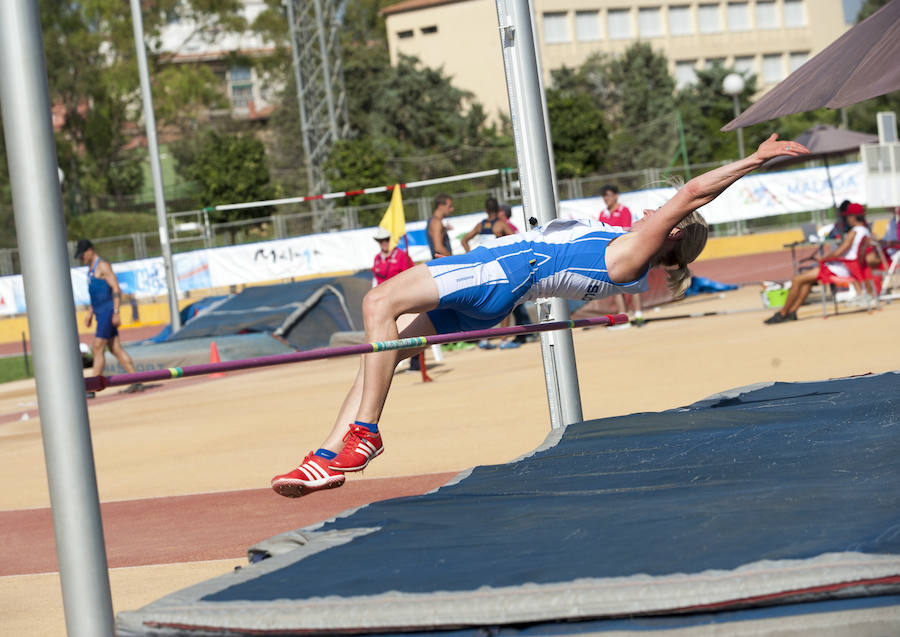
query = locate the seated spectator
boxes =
[764,203,871,324]
[826,200,852,240]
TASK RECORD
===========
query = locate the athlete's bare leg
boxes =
[108,334,137,374]
[316,265,440,452]
[91,337,108,376]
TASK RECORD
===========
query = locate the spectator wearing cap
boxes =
[371,227,414,287]
[764,203,872,324]
[74,239,142,394]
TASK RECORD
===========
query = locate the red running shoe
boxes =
[271,452,345,498]
[329,424,384,472]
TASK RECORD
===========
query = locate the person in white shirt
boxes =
[764,203,871,324]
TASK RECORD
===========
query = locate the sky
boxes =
[842,0,864,22]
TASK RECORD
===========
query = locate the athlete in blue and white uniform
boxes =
[74,239,142,394]
[428,219,647,333]
[272,133,811,498]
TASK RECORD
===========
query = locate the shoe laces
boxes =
[342,424,368,444]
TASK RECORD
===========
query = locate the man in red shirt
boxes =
[599,184,632,228]
[372,227,414,286]
[600,185,643,327]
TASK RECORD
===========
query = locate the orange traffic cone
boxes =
[209,341,225,378]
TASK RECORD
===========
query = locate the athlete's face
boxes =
[633,209,684,241]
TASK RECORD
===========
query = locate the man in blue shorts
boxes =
[75,239,142,395]
[271,134,810,498]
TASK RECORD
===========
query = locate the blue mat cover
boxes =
[118,373,900,636]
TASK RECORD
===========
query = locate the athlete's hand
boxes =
[112,313,121,327]
[756,133,809,161]
[84,313,92,328]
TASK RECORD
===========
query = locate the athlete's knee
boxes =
[362,286,394,323]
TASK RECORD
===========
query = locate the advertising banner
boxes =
[0,163,872,317]
[0,275,24,317]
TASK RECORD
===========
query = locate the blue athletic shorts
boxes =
[94,309,118,340]
[425,247,532,334]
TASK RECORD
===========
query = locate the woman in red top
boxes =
[372,227,414,286]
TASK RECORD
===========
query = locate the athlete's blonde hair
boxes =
[654,210,709,297]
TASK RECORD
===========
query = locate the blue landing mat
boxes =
[118,373,900,636]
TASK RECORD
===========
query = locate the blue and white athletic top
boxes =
[486,218,649,303]
[425,218,649,333]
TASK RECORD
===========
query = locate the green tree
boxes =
[855,0,891,20]
[603,43,678,173]
[179,130,276,235]
[67,211,158,240]
[0,120,15,249]
[671,63,803,165]
[546,89,608,177]
[34,0,243,217]
[258,1,512,217]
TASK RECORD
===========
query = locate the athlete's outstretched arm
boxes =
[623,134,809,268]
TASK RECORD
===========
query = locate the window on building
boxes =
[783,0,806,27]
[397,29,413,39]
[789,51,809,72]
[607,8,632,39]
[231,84,253,109]
[762,53,783,82]
[638,7,663,37]
[543,12,570,43]
[705,57,726,69]
[675,60,698,88]
[421,25,438,35]
[755,1,778,29]
[698,4,722,33]
[726,2,750,31]
[734,55,755,75]
[575,10,601,41]
[229,67,252,82]
[668,5,693,35]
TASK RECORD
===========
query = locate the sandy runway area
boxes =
[1,285,898,635]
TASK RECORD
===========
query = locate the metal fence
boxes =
[0,160,847,275]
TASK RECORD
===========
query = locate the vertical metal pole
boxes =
[731,96,746,160]
[494,0,583,429]
[728,100,747,234]
[129,0,181,331]
[312,0,340,139]
[22,331,30,377]
[0,2,115,635]
[285,0,319,206]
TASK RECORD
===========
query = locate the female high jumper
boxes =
[272,133,809,498]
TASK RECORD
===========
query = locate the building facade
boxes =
[383,0,851,121]
[159,0,278,120]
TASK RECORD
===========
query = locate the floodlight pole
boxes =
[130,0,181,331]
[0,1,115,635]
[494,0,583,429]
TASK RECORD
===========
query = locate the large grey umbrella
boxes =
[764,125,877,207]
[723,0,900,130]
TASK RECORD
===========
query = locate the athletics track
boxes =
[1,252,899,635]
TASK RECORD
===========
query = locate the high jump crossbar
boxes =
[84,314,627,392]
[193,168,508,214]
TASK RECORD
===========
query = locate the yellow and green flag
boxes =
[378,185,406,250]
